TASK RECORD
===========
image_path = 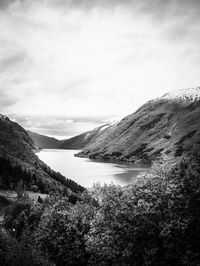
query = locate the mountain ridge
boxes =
[74,87,200,163]
[161,87,200,103]
[59,123,111,150]
[15,87,200,166]
[0,115,84,194]
[27,130,63,149]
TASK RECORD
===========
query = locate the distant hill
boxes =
[27,124,115,151]
[27,130,62,149]
[59,124,111,149]
[75,87,200,164]
[0,115,84,193]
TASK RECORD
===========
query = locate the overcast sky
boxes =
[0,0,200,138]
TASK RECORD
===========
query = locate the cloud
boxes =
[1,0,200,16]
[1,0,200,45]
[50,0,200,17]
[11,114,110,137]
[0,52,26,72]
[0,0,200,137]
[0,90,17,111]
[0,0,16,9]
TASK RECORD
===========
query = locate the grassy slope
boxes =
[76,99,200,163]
[59,124,110,149]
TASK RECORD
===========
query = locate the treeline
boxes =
[0,156,84,194]
[1,152,200,265]
[40,162,84,193]
[0,156,40,190]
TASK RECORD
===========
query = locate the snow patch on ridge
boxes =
[99,125,110,131]
[84,133,91,139]
[161,87,200,103]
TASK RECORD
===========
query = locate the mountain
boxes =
[28,124,113,150]
[0,114,84,193]
[27,130,62,149]
[0,115,37,162]
[75,87,200,164]
[27,123,116,150]
[59,123,111,149]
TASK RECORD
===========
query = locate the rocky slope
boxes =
[27,130,62,149]
[0,115,84,193]
[75,87,200,164]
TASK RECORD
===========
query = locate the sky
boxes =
[0,0,200,138]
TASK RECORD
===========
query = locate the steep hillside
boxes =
[0,115,37,162]
[59,123,111,149]
[27,130,62,149]
[76,87,200,164]
[0,115,84,193]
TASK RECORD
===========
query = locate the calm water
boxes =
[38,149,150,188]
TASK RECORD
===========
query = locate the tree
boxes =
[35,199,90,266]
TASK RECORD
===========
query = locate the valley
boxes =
[28,88,200,165]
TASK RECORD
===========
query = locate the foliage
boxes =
[34,195,95,266]
[0,155,85,194]
[0,228,54,266]
[85,153,200,265]
[1,152,200,265]
[3,200,32,237]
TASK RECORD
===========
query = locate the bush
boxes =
[3,201,31,237]
[0,228,54,266]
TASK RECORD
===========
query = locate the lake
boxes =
[38,149,150,188]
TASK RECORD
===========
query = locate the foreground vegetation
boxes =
[0,152,200,266]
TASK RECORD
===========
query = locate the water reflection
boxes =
[38,149,150,188]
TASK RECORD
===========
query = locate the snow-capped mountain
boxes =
[28,87,200,163]
[75,87,200,163]
[160,87,200,103]
[59,123,114,149]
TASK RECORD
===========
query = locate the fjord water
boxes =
[38,149,150,188]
